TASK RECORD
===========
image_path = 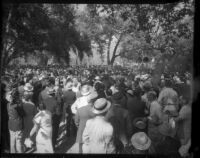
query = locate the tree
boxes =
[1,3,92,70]
[44,4,92,65]
[2,3,51,71]
[76,4,138,65]
[115,1,193,76]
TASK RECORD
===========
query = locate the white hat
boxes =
[24,83,33,92]
[92,98,111,114]
[95,76,100,80]
[127,90,133,95]
[131,132,151,150]
[81,85,92,96]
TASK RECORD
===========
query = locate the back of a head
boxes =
[133,88,142,98]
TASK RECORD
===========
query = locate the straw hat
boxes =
[24,83,33,92]
[92,98,111,114]
[81,85,92,96]
[47,87,56,95]
[127,89,133,95]
[131,132,151,151]
[95,76,100,80]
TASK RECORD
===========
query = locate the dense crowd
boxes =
[1,65,192,156]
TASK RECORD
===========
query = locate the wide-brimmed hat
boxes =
[131,132,151,151]
[47,87,56,95]
[24,83,33,92]
[127,89,133,95]
[133,117,147,129]
[92,98,111,114]
[81,85,92,96]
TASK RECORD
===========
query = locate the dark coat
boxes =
[105,104,132,145]
[62,90,76,113]
[126,94,146,121]
[74,105,95,143]
[39,88,61,115]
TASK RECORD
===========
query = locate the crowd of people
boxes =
[1,65,192,156]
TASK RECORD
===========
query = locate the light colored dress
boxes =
[33,110,54,153]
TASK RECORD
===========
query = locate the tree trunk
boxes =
[107,34,112,65]
[1,6,13,73]
[110,33,123,65]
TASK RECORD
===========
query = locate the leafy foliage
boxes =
[2,3,91,69]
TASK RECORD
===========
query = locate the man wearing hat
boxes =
[18,79,25,100]
[71,84,97,115]
[126,88,146,134]
[146,90,163,147]
[141,81,152,105]
[129,132,153,154]
[82,98,115,153]
[106,91,132,151]
[22,84,37,151]
[62,80,76,137]
[38,77,61,151]
[73,95,97,153]
[174,86,191,157]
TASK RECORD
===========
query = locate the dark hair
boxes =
[24,92,33,101]
[38,103,46,110]
[165,79,172,87]
[105,89,112,97]
[11,88,20,104]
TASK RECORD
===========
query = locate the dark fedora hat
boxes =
[133,117,147,130]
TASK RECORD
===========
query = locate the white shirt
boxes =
[71,96,89,114]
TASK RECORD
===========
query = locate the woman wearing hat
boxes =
[27,103,54,153]
[82,98,115,153]
[21,86,37,151]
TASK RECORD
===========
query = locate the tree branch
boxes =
[107,33,112,65]
[110,33,123,64]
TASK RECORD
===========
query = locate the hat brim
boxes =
[131,135,151,150]
[24,87,33,92]
[92,101,111,114]
[65,86,73,90]
[133,118,147,129]
[81,88,92,96]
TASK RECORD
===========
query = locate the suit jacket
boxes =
[74,105,95,143]
[82,116,115,153]
[39,88,61,115]
[126,95,146,121]
[105,104,132,146]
